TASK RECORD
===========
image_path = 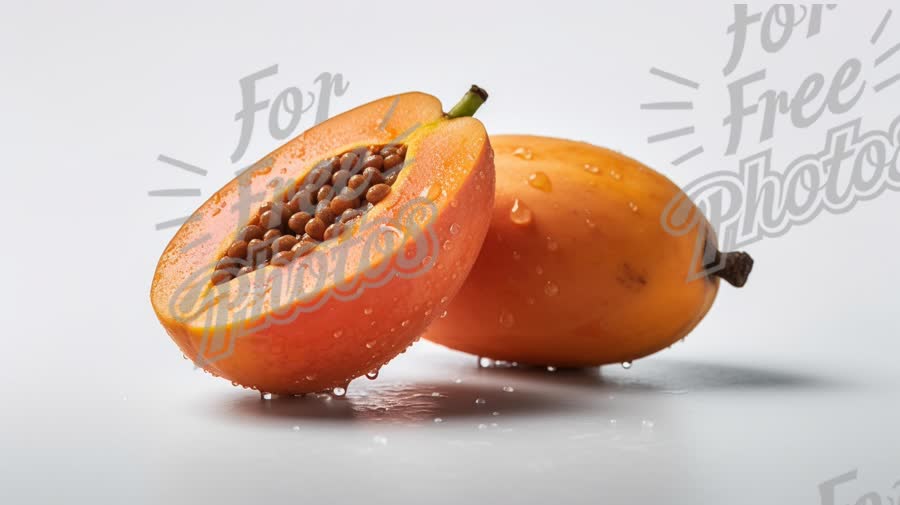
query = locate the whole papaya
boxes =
[425,135,752,367]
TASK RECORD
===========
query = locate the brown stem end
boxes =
[710,251,754,288]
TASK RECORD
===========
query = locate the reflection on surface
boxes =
[211,358,848,427]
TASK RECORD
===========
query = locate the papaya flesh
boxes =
[424,135,753,368]
[150,89,495,394]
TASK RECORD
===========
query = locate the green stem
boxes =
[446,85,489,118]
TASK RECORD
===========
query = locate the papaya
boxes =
[424,135,753,368]
[150,87,495,395]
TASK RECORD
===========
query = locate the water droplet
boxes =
[512,147,533,160]
[424,182,443,201]
[261,392,273,400]
[585,218,597,229]
[434,417,444,423]
[628,201,639,213]
[450,200,459,208]
[475,398,487,405]
[332,386,347,397]
[231,381,240,387]
[544,281,560,297]
[512,250,521,261]
[333,330,343,339]
[305,374,317,381]
[449,223,460,235]
[440,296,449,304]
[440,310,448,318]
[546,366,557,372]
[502,386,515,393]
[509,198,533,225]
[499,310,515,328]
[610,169,622,181]
[442,240,451,251]
[621,361,632,369]
[527,171,552,192]
[583,164,601,175]
[535,266,544,275]
[366,370,379,380]
[363,307,373,316]
[478,356,493,368]
[365,341,376,349]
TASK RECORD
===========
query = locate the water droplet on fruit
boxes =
[305,374,317,381]
[365,341,376,349]
[547,366,557,372]
[478,356,492,368]
[366,370,379,380]
[610,169,622,181]
[509,199,533,225]
[332,386,347,397]
[512,147,533,160]
[333,330,343,339]
[583,164,601,175]
[449,223,461,235]
[401,320,410,327]
[628,201,639,213]
[363,307,373,315]
[544,281,560,297]
[261,392,273,400]
[527,171,552,192]
[475,398,487,405]
[450,200,459,208]
[502,386,516,393]
[499,310,515,328]
[621,361,632,369]
[424,183,443,201]
[442,240,451,251]
[440,296,449,304]
[585,218,597,229]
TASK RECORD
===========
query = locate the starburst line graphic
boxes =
[642,68,705,167]
[152,155,208,230]
[642,8,899,167]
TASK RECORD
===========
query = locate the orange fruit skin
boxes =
[150,92,494,394]
[425,135,719,367]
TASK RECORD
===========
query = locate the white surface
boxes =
[1,1,898,504]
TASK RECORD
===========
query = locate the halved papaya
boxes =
[150,87,495,395]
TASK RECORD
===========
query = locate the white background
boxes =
[1,1,898,504]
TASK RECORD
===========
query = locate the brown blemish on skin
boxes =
[616,263,648,291]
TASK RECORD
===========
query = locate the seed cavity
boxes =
[212,143,408,285]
